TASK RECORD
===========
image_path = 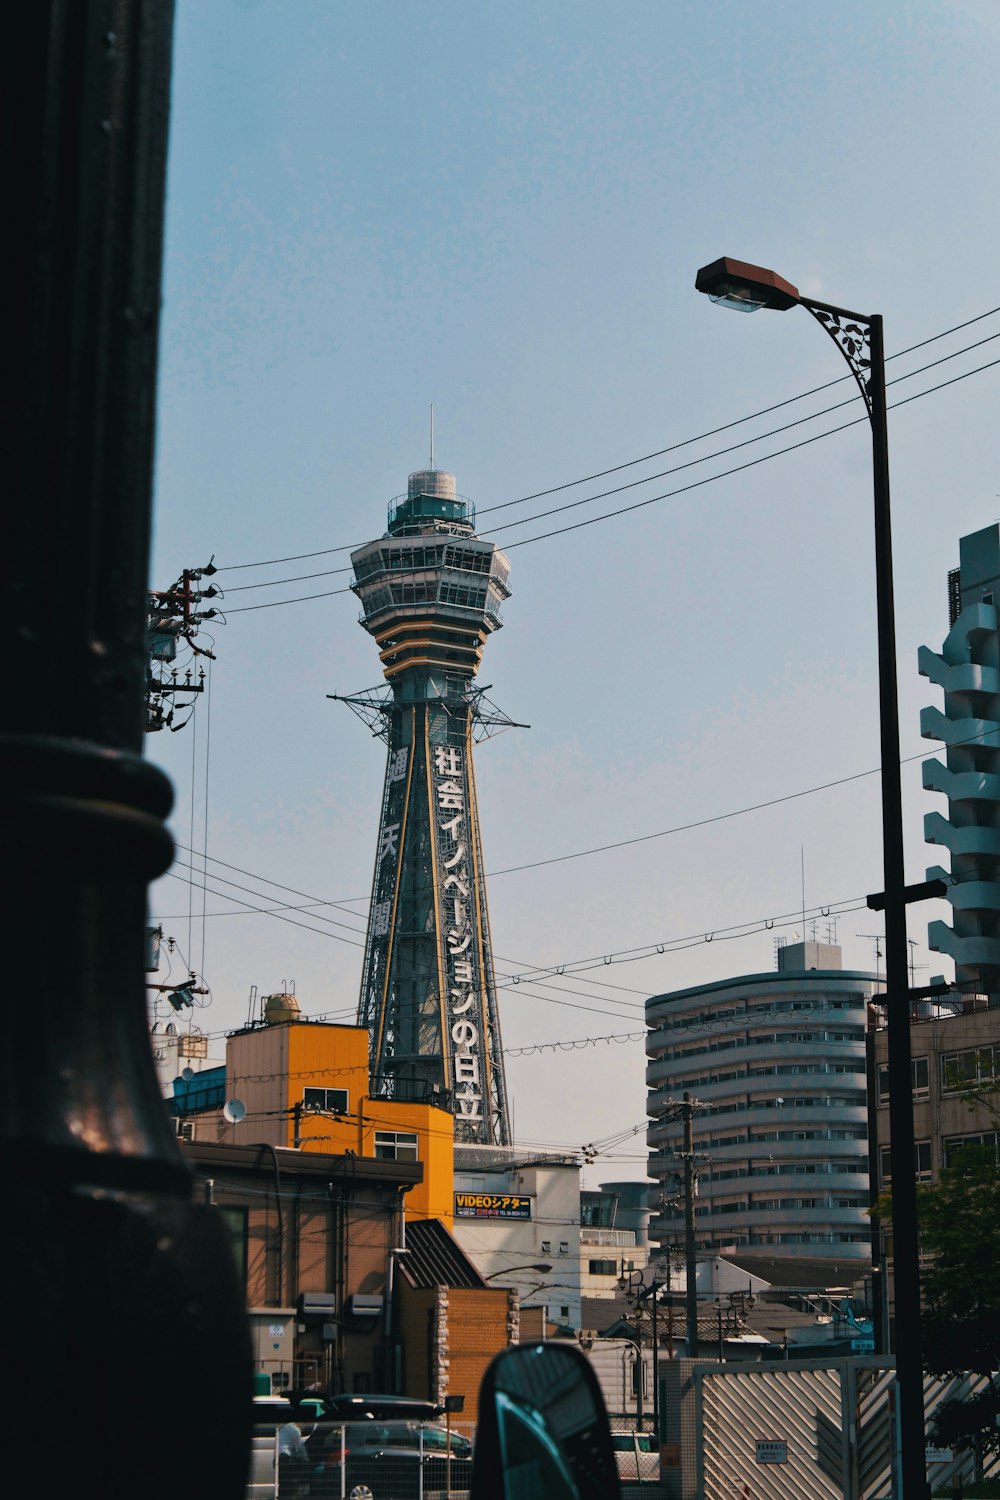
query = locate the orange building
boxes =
[221,997,454,1230]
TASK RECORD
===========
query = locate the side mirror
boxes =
[472,1342,620,1500]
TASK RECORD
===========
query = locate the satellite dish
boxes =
[180,1067,195,1081]
[223,1098,247,1124]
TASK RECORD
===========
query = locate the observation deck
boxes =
[351,469,511,681]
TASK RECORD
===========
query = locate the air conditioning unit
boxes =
[298,1292,338,1319]
[345,1294,383,1319]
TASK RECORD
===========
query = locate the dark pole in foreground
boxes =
[683,1093,699,1358]
[646,1280,661,1443]
[4,4,250,1490]
[866,312,927,1500]
[694,258,927,1498]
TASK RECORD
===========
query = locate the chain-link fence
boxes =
[248,1415,476,1500]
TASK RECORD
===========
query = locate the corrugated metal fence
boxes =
[658,1356,999,1499]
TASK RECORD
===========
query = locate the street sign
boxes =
[755,1440,788,1464]
[925,1446,953,1464]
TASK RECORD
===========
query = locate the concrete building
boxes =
[646,941,875,1262]
[450,1145,583,1330]
[920,521,1000,986]
[580,1181,651,1299]
[149,1019,224,1100]
[870,998,1000,1195]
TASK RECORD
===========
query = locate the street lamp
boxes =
[483,1262,552,1281]
[620,1260,673,1445]
[695,255,928,1500]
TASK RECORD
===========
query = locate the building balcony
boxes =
[646,1044,865,1091]
[580,1227,637,1247]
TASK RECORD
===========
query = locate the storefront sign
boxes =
[454,1193,531,1220]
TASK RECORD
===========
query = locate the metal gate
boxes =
[684,1357,999,1500]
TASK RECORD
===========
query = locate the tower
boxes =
[339,465,514,1145]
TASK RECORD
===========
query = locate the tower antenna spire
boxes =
[429,404,435,470]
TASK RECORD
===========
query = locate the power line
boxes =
[215,304,1000,572]
[174,727,941,893]
[503,356,1000,551]
[218,352,1000,610]
[485,331,1000,543]
[157,856,874,1022]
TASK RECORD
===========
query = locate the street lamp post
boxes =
[483,1262,553,1282]
[695,256,928,1500]
[621,1262,673,1445]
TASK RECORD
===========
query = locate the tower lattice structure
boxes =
[338,467,515,1145]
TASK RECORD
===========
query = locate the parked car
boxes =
[322,1395,446,1421]
[610,1432,659,1482]
[309,1419,474,1499]
[248,1397,316,1499]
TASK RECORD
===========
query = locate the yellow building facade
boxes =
[224,1014,454,1228]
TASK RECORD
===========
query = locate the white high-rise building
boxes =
[646,942,875,1262]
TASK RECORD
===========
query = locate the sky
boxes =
[149,0,1000,1185]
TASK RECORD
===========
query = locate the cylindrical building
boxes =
[348,467,512,1145]
[646,942,875,1262]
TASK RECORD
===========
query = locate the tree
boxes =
[918,1145,1000,1455]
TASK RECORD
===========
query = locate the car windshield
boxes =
[613,1434,654,1452]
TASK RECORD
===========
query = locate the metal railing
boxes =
[247,1416,476,1500]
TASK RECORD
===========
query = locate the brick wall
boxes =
[397,1283,516,1422]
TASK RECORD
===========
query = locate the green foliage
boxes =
[918,1145,1000,1454]
[920,1146,1000,1346]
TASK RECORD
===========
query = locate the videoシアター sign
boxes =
[454,1193,531,1220]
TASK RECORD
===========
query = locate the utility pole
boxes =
[683,1093,699,1357]
[146,563,221,732]
[658,1095,703,1357]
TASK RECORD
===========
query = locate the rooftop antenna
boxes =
[907,938,927,987]
[429,404,435,470]
[857,934,883,983]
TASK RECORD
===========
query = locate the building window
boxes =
[877,1058,929,1103]
[943,1131,1000,1168]
[880,1140,932,1183]
[374,1131,418,1161]
[588,1260,617,1276]
[303,1087,349,1114]
[912,1057,930,1099]
[218,1206,248,1289]
[941,1045,1000,1094]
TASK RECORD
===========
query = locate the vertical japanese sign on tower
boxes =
[333,465,521,1146]
[434,742,484,1127]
